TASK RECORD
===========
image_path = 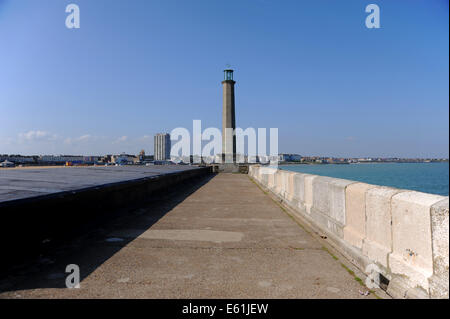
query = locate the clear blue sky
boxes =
[0,0,448,157]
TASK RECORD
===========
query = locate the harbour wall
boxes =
[0,166,212,270]
[249,165,449,299]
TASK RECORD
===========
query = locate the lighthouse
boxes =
[222,69,236,163]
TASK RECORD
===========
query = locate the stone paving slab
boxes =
[0,174,376,299]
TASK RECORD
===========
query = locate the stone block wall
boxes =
[248,165,449,299]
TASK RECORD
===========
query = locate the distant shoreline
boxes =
[279,161,449,165]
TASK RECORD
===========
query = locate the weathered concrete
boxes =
[249,165,449,299]
[304,175,317,215]
[389,191,445,295]
[0,174,376,299]
[363,187,403,269]
[343,183,376,249]
[429,198,449,298]
[0,166,210,270]
[311,176,355,239]
[0,165,201,203]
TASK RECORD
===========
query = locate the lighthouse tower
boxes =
[222,69,236,163]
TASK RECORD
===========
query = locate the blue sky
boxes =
[0,0,448,157]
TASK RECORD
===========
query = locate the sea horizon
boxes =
[280,162,449,196]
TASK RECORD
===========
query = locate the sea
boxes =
[279,162,449,196]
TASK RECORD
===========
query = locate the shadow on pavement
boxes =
[0,173,216,294]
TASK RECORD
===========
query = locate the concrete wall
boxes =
[0,167,212,271]
[249,165,449,299]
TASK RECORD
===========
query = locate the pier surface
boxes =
[0,165,199,203]
[0,173,376,298]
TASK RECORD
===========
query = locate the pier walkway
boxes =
[0,173,378,298]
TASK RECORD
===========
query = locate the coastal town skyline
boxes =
[1,0,448,158]
[1,152,448,165]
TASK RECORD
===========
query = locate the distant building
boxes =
[83,156,101,164]
[100,155,112,164]
[0,160,15,167]
[154,133,171,161]
[138,149,146,162]
[39,155,84,164]
[111,153,137,165]
[278,154,302,162]
[0,155,35,164]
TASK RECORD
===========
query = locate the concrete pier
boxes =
[0,173,377,298]
[249,165,449,299]
[0,165,200,203]
[0,165,210,270]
